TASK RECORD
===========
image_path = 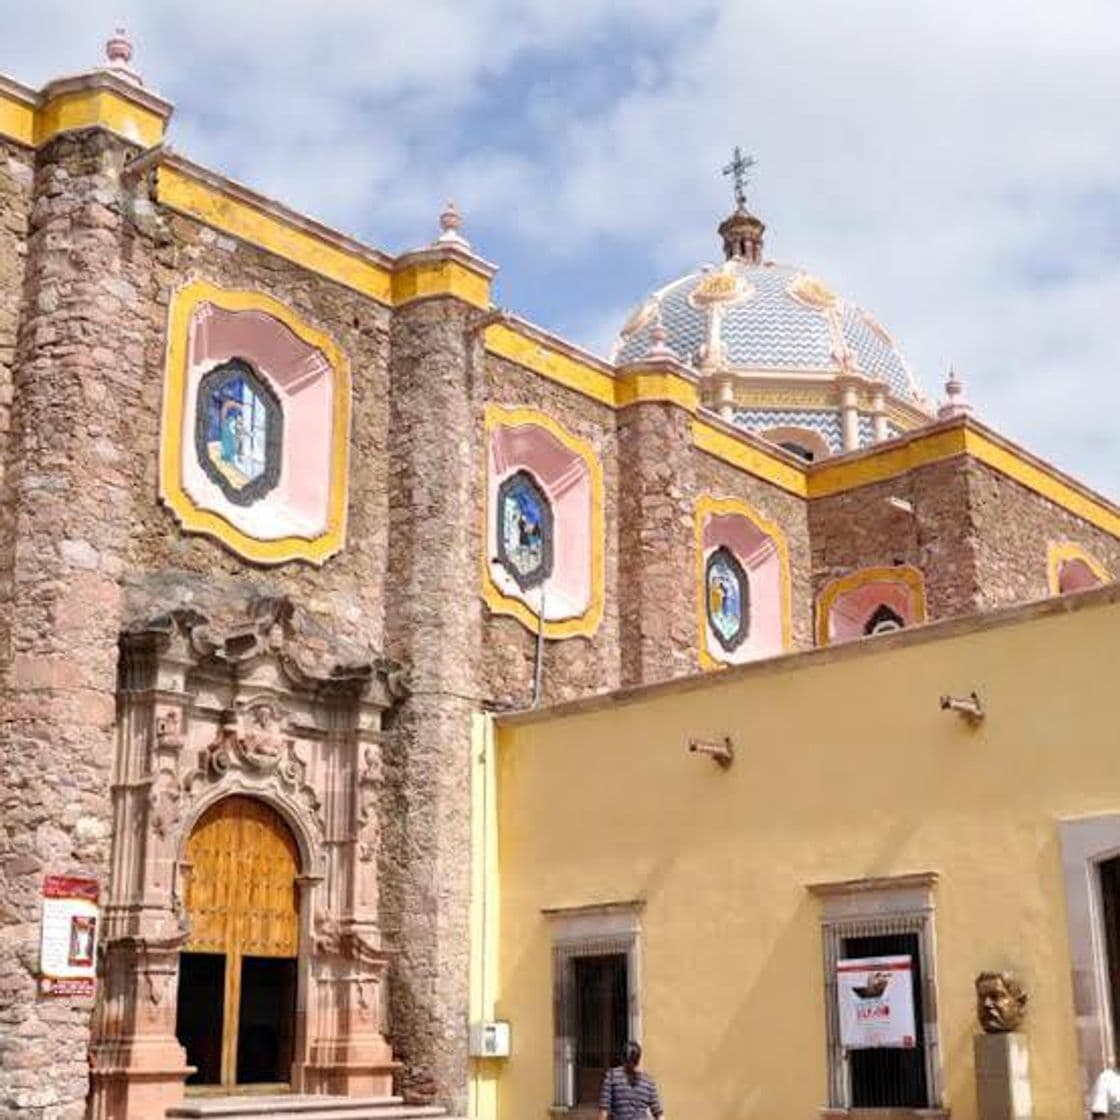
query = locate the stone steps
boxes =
[165,1095,452,1120]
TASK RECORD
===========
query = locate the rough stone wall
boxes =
[616,401,697,686]
[0,139,31,504]
[0,128,397,1118]
[693,448,813,650]
[967,460,1120,609]
[480,353,620,708]
[381,298,481,1112]
[0,129,145,1120]
[116,167,393,649]
[807,457,980,622]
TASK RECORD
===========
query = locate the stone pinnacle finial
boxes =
[938,365,973,420]
[434,200,471,250]
[104,27,143,86]
[646,305,674,359]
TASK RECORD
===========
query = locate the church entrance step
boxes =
[165,1095,451,1120]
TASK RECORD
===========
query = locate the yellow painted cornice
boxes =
[0,71,172,150]
[807,424,967,498]
[615,362,700,411]
[392,248,495,310]
[156,157,395,305]
[806,417,1120,537]
[691,417,808,497]
[485,319,617,408]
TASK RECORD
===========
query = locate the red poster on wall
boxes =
[39,874,100,997]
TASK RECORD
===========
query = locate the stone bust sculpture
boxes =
[975,971,1028,1033]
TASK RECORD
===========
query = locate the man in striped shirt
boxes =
[598,1042,665,1120]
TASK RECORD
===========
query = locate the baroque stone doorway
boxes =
[89,599,407,1119]
[177,796,300,1089]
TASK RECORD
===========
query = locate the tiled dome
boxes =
[611,258,924,403]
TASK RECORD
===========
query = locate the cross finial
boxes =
[722,146,755,210]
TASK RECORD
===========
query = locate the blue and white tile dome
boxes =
[611,258,925,404]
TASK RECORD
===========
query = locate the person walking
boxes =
[598,1041,665,1120]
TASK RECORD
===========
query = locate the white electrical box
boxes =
[469,1020,512,1058]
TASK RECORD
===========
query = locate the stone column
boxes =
[382,291,483,1112]
[839,378,860,452]
[616,392,697,687]
[0,128,150,1118]
[871,388,889,442]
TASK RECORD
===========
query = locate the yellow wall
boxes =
[492,588,1120,1119]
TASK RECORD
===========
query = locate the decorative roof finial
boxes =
[434,200,471,250]
[718,147,765,262]
[646,305,674,359]
[938,365,973,420]
[722,146,756,211]
[104,27,143,86]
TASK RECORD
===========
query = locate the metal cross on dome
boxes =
[722,146,756,209]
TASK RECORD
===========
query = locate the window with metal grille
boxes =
[843,932,928,1107]
[812,874,944,1114]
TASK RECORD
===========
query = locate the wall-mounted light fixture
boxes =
[940,691,984,725]
[885,496,914,515]
[689,736,735,769]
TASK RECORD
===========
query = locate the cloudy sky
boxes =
[4,2,1118,493]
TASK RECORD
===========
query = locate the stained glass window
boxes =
[496,469,554,590]
[194,359,283,506]
[706,546,749,652]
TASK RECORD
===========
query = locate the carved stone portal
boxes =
[88,597,407,1118]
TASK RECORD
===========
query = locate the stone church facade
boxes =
[0,36,1117,1120]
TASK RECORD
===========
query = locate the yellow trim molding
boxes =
[482,404,605,639]
[35,87,166,148]
[392,255,492,310]
[692,418,808,497]
[1047,541,1112,595]
[964,428,1120,538]
[0,74,171,150]
[695,493,793,671]
[615,367,700,411]
[815,564,928,647]
[0,82,35,147]
[484,321,616,408]
[157,162,394,305]
[808,426,967,498]
[160,278,351,565]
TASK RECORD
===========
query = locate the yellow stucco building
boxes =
[472,584,1120,1119]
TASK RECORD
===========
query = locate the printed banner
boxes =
[837,954,916,1049]
[39,874,100,997]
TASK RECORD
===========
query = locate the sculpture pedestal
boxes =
[974,1032,1032,1120]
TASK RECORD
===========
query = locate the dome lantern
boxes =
[719,146,765,263]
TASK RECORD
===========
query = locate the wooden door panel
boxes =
[181,796,300,1087]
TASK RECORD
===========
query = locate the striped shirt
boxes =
[598,1066,663,1119]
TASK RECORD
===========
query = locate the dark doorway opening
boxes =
[843,932,928,1108]
[574,953,628,1106]
[177,953,226,1085]
[236,956,298,1085]
[1099,857,1120,1052]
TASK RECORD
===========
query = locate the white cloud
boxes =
[2,0,1117,492]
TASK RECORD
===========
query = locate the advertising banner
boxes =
[39,874,100,997]
[837,954,916,1049]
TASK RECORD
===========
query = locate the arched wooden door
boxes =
[176,796,300,1089]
